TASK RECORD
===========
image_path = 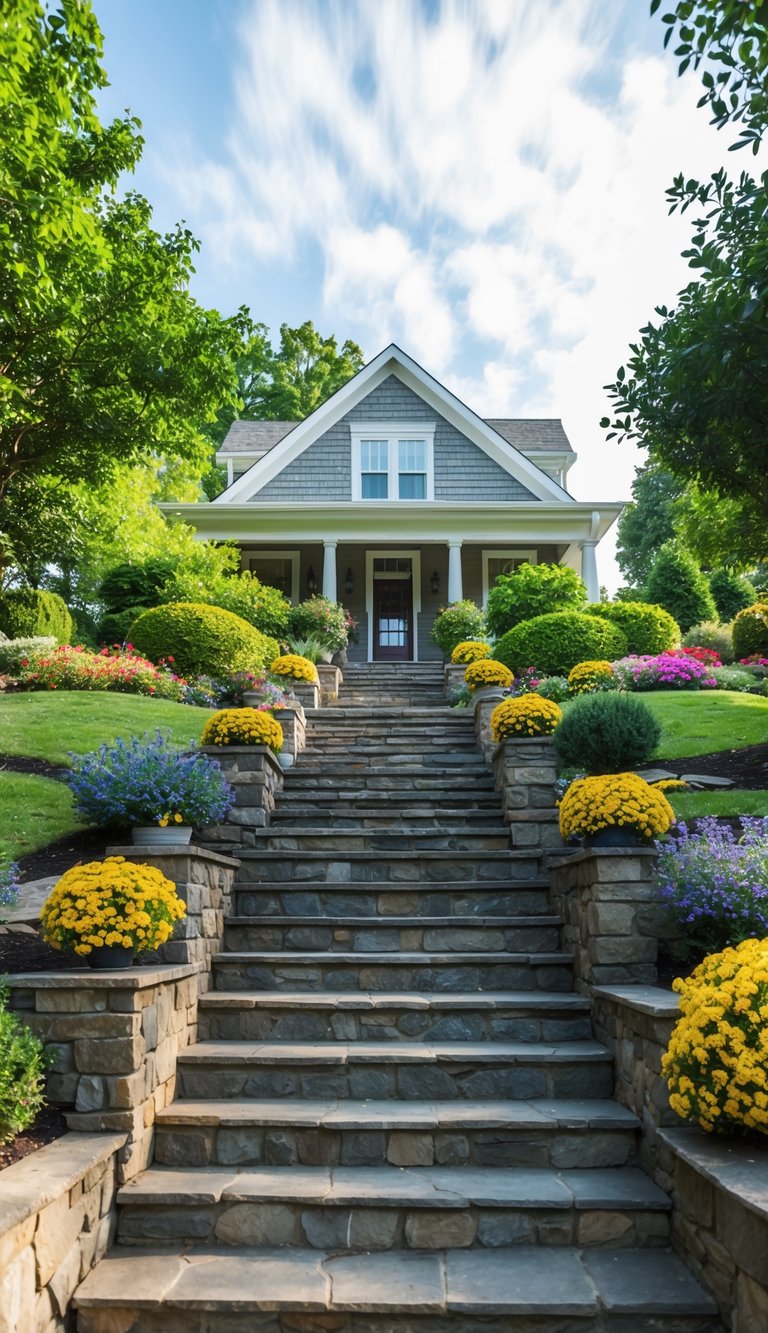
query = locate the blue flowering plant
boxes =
[65,731,235,830]
[0,862,20,924]
[656,817,768,962]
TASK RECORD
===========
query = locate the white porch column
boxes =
[581,541,599,602]
[447,541,463,604]
[322,541,338,601]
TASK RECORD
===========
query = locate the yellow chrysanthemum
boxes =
[450,641,491,665]
[491,693,562,740]
[566,660,614,695]
[270,654,319,684]
[558,773,675,841]
[202,707,284,754]
[40,857,185,958]
[464,659,514,690]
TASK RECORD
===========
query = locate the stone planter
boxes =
[491,734,562,853]
[443,664,466,697]
[131,825,193,848]
[472,688,505,760]
[277,750,294,770]
[199,744,284,840]
[316,662,343,705]
[292,680,320,711]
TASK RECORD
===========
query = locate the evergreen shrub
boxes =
[0,588,74,645]
[98,559,174,614]
[494,612,627,676]
[644,543,716,632]
[553,691,661,774]
[732,603,768,661]
[0,985,48,1145]
[708,569,757,622]
[485,562,586,638]
[430,601,486,656]
[682,620,734,663]
[129,602,278,678]
[587,600,679,655]
[163,568,290,639]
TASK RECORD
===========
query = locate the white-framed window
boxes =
[246,550,300,602]
[352,423,435,501]
[481,549,537,606]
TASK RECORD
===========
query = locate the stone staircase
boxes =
[75,665,720,1331]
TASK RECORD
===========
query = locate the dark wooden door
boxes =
[373,578,413,660]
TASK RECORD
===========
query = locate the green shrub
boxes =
[732,603,768,660]
[98,559,174,614]
[0,636,56,674]
[554,692,661,775]
[163,567,290,639]
[682,620,734,663]
[430,601,487,656]
[535,675,570,703]
[129,602,278,678]
[99,606,153,647]
[587,600,679,655]
[708,569,757,623]
[494,612,627,676]
[0,589,74,645]
[0,985,48,1145]
[288,597,351,652]
[711,666,763,694]
[486,562,586,638]
[644,543,717,633]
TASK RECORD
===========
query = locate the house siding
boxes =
[246,375,539,504]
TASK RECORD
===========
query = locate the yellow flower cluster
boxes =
[464,658,514,690]
[202,707,284,754]
[158,812,185,827]
[663,938,768,1135]
[491,692,562,740]
[567,659,614,694]
[652,778,688,792]
[558,772,675,840]
[40,857,185,957]
[270,654,319,684]
[451,640,491,665]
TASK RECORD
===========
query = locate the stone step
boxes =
[175,1038,611,1101]
[275,791,501,809]
[115,1164,672,1251]
[198,989,587,1043]
[73,1244,721,1331]
[232,881,553,919]
[211,950,573,994]
[340,694,448,707]
[295,748,481,766]
[228,849,545,883]
[249,828,512,853]
[272,806,502,828]
[153,1095,639,1171]
[222,916,561,955]
[282,768,495,790]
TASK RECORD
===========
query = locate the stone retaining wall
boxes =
[241,700,306,761]
[490,735,563,854]
[316,663,342,704]
[0,1131,124,1333]
[201,744,284,840]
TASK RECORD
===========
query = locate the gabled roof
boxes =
[214,344,573,506]
[219,420,297,455]
[217,416,575,457]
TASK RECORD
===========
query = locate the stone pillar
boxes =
[472,689,505,760]
[240,699,306,759]
[491,736,563,852]
[322,540,337,601]
[447,540,463,603]
[293,680,320,711]
[444,664,466,696]
[200,745,284,843]
[581,541,599,601]
[316,663,342,704]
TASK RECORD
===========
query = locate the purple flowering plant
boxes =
[65,731,235,829]
[613,653,717,692]
[0,862,20,923]
[656,817,768,961]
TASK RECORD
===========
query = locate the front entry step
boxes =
[211,949,574,994]
[74,1244,720,1332]
[222,915,562,955]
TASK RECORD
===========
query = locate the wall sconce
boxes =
[344,567,354,595]
[430,571,440,595]
[306,565,318,594]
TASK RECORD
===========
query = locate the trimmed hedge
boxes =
[0,589,74,645]
[486,563,586,638]
[732,603,768,661]
[128,602,279,678]
[586,600,679,655]
[494,612,627,676]
[99,606,153,647]
[554,692,661,775]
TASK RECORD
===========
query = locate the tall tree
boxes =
[615,466,684,588]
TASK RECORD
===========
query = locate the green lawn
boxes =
[0,772,86,862]
[638,690,768,759]
[0,692,213,766]
[669,789,768,821]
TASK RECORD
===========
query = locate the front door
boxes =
[373,577,413,660]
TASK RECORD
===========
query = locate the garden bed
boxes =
[0,1105,68,1172]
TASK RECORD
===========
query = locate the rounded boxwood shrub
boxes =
[98,606,152,647]
[708,569,757,623]
[129,602,278,678]
[682,620,734,664]
[586,600,679,655]
[486,562,586,638]
[553,691,661,775]
[494,612,627,676]
[430,601,486,657]
[732,602,768,660]
[0,984,48,1145]
[0,588,74,645]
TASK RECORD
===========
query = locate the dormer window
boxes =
[352,423,435,501]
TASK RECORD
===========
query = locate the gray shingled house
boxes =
[163,345,621,662]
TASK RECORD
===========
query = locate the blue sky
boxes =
[95,0,733,588]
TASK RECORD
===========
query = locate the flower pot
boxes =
[131,825,193,847]
[584,826,642,849]
[277,751,295,770]
[332,648,348,667]
[85,945,134,970]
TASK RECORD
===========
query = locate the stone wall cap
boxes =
[593,984,680,1019]
[659,1126,768,1223]
[0,1131,126,1237]
[106,844,240,868]
[8,963,200,988]
[549,847,658,870]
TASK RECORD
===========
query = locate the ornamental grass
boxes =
[202,707,284,754]
[663,938,768,1135]
[464,658,514,690]
[491,693,562,740]
[450,640,491,665]
[41,857,185,957]
[558,772,675,842]
[270,653,319,684]
[566,659,615,695]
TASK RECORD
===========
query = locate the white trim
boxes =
[365,549,422,662]
[481,549,537,607]
[351,424,435,502]
[244,549,300,602]
[214,345,570,505]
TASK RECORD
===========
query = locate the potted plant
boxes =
[490,693,563,740]
[64,730,234,845]
[464,658,514,700]
[40,856,186,968]
[270,653,320,709]
[558,772,675,847]
[201,707,284,753]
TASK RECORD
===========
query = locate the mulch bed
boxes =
[0,753,68,781]
[0,929,88,974]
[666,741,768,790]
[16,826,114,882]
[0,1105,69,1172]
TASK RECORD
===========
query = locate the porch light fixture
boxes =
[306,565,318,594]
[344,568,354,594]
[430,571,440,594]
